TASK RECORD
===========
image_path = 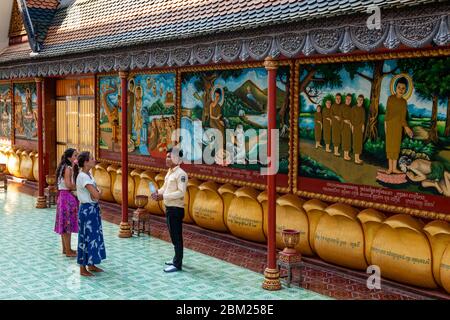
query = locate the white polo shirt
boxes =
[158,165,188,208]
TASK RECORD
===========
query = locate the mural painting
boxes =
[0,83,12,144]
[14,82,37,141]
[180,66,290,187]
[298,57,450,213]
[98,73,176,163]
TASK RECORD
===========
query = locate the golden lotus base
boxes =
[262,268,281,291]
[35,196,47,209]
[118,222,132,238]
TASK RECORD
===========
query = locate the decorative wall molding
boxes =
[1,10,449,79]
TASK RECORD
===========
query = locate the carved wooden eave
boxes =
[0,5,449,80]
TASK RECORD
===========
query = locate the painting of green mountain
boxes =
[298,57,450,198]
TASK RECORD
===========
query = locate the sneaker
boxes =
[164,265,181,273]
[165,261,174,266]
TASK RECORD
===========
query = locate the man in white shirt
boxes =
[151,147,188,272]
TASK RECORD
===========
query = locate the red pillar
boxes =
[262,57,281,290]
[118,71,132,238]
[35,78,47,209]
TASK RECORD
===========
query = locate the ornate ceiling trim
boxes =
[1,10,449,79]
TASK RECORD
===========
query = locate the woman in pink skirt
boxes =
[54,148,79,257]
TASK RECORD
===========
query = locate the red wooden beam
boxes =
[35,78,47,209]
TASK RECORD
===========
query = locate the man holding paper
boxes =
[151,147,188,272]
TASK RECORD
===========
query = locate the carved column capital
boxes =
[264,57,279,71]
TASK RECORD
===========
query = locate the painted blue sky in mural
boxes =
[133,73,176,110]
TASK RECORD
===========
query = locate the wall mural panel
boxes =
[13,82,37,141]
[97,72,176,168]
[0,83,12,145]
[180,65,291,189]
[297,57,450,214]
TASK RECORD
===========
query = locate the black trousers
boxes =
[166,206,184,269]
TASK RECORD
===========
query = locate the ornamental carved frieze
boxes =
[153,49,169,67]
[132,52,150,69]
[115,54,131,71]
[247,37,271,60]
[48,63,60,76]
[351,25,388,51]
[72,59,86,74]
[220,41,241,62]
[60,61,72,75]
[195,45,214,64]
[172,48,190,66]
[100,56,115,72]
[85,58,100,73]
[395,16,440,48]
[311,29,344,54]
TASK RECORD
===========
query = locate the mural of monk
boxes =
[322,99,333,153]
[209,88,225,148]
[314,105,323,149]
[384,77,413,174]
[351,94,366,165]
[331,93,343,156]
[341,93,353,161]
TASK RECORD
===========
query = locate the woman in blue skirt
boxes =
[75,151,106,277]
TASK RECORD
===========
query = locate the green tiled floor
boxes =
[0,190,329,300]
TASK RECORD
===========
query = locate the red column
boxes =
[262,57,281,290]
[35,78,47,209]
[118,71,132,238]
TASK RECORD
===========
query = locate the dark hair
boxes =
[358,94,365,100]
[346,93,352,98]
[214,88,222,96]
[167,147,183,159]
[335,93,342,97]
[55,148,78,184]
[396,77,408,87]
[77,151,91,169]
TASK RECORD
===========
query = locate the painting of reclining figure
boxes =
[298,57,450,212]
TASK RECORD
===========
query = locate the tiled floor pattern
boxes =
[0,188,328,300]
